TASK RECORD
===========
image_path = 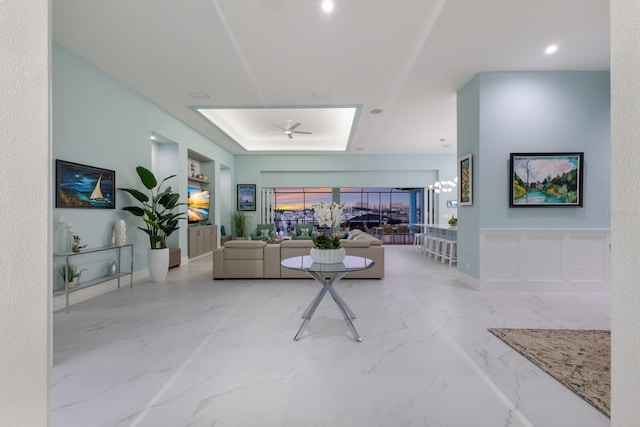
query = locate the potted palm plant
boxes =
[232,211,247,239]
[119,166,185,282]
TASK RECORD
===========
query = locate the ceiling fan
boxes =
[270,121,312,139]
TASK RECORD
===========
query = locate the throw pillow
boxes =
[260,229,270,238]
[300,228,309,237]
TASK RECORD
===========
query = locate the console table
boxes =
[53,244,133,312]
[281,255,374,342]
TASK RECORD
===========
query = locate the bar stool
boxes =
[412,232,424,252]
[441,239,458,265]
[424,229,438,258]
[434,237,446,261]
[423,227,439,258]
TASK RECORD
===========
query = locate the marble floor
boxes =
[51,245,611,427]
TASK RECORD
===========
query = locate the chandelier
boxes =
[429,140,457,194]
[429,176,457,193]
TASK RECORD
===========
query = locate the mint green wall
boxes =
[457,71,611,280]
[52,44,234,282]
[234,154,457,231]
[479,71,610,228]
[456,76,481,278]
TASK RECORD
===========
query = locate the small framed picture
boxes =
[237,184,256,211]
[458,154,473,206]
[510,152,584,207]
[56,160,116,209]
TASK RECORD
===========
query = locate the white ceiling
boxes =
[52,0,609,155]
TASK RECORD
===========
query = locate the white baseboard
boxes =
[53,269,149,312]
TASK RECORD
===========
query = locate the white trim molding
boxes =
[478,228,611,292]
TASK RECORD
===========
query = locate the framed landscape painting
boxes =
[56,160,115,209]
[237,184,256,211]
[458,154,473,206]
[510,152,584,207]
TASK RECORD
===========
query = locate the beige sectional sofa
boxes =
[212,230,384,279]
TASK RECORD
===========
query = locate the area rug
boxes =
[488,328,610,417]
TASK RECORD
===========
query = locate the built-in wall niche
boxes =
[188,150,212,184]
[187,150,214,226]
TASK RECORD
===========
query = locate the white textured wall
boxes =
[0,1,49,425]
[611,1,640,424]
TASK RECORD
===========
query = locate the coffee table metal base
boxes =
[295,271,362,342]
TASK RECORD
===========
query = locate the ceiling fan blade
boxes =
[293,131,312,135]
[287,133,293,139]
[270,122,287,131]
[288,122,301,131]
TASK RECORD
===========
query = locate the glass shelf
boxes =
[53,244,133,312]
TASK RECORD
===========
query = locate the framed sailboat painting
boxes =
[56,160,115,209]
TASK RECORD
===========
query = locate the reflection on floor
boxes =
[51,245,610,427]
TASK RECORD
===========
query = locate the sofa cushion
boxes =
[281,240,314,248]
[355,234,383,246]
[347,230,383,246]
[340,239,371,248]
[347,229,365,239]
[224,240,267,249]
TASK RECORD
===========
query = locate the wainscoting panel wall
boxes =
[479,229,611,291]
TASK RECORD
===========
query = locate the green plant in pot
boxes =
[448,216,458,227]
[232,211,247,239]
[58,263,86,288]
[118,166,185,281]
[310,233,345,264]
[312,233,341,249]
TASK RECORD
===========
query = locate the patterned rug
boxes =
[488,328,610,417]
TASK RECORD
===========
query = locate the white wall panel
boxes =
[527,234,564,281]
[479,229,610,291]
[569,236,609,281]
[482,234,521,282]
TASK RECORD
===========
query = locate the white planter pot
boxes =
[309,247,346,264]
[148,248,169,282]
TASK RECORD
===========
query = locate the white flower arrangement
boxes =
[312,201,344,229]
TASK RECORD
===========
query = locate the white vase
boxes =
[148,248,169,282]
[114,219,127,246]
[309,247,346,264]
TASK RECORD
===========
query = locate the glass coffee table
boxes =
[281,255,375,342]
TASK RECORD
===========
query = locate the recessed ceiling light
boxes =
[370,108,383,114]
[322,0,334,13]
[313,90,331,98]
[189,92,210,99]
[150,135,156,140]
[545,44,558,55]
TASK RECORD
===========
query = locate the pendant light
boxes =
[428,140,457,194]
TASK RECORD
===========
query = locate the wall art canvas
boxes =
[237,184,256,211]
[510,152,583,207]
[56,160,115,209]
[458,154,473,206]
